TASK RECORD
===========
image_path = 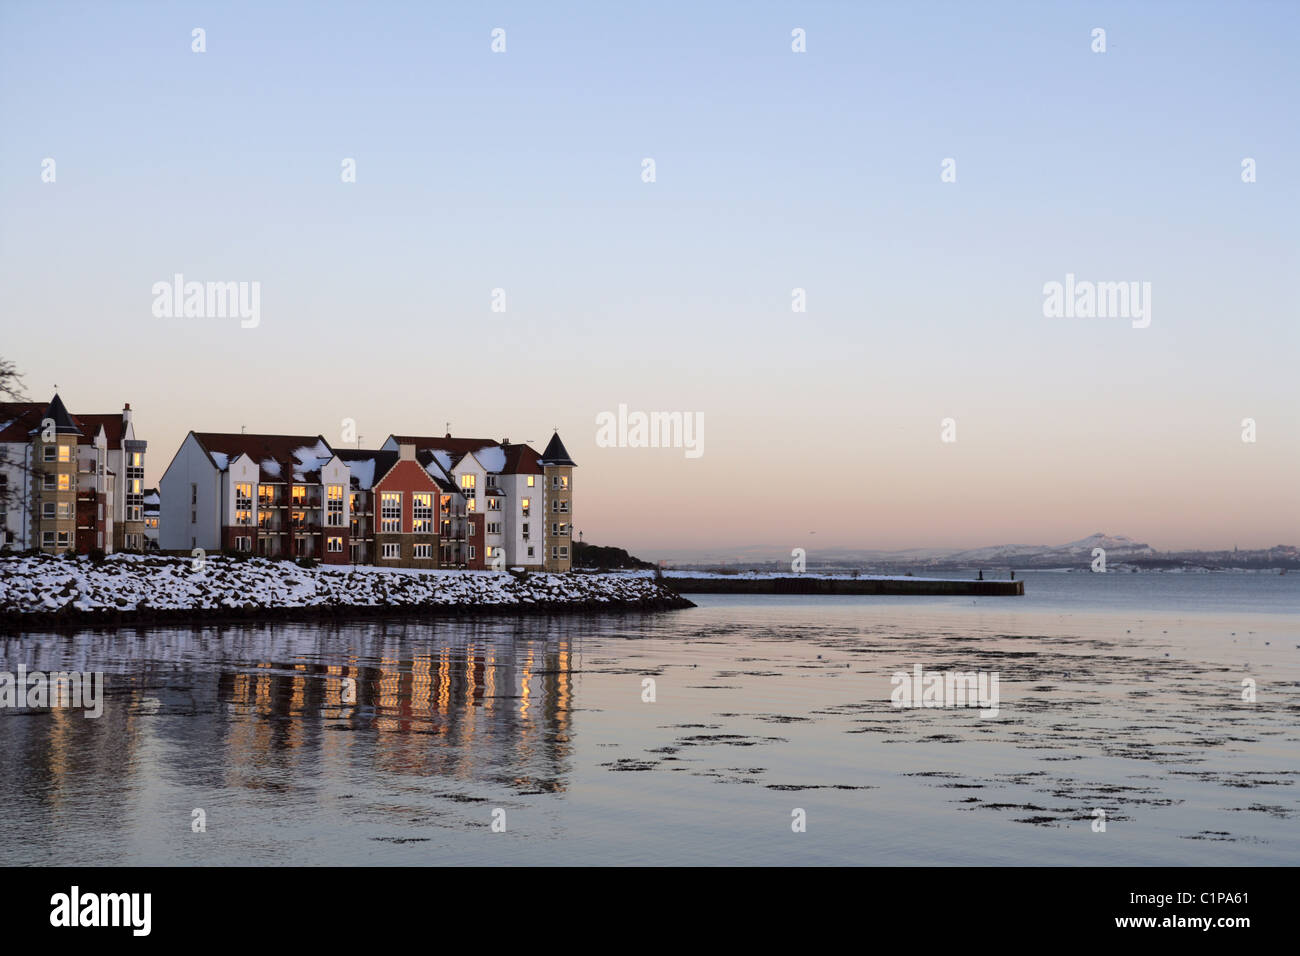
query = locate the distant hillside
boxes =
[573,541,655,570]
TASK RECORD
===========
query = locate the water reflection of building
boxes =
[216,625,577,793]
[0,619,587,852]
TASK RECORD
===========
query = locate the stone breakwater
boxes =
[0,554,695,631]
[657,573,1023,596]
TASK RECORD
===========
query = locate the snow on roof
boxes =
[209,451,229,470]
[292,441,333,474]
[347,458,377,490]
[260,458,282,477]
[474,445,506,473]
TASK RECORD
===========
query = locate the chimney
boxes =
[122,402,132,424]
[399,443,416,461]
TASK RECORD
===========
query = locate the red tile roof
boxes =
[73,413,127,448]
[391,435,543,475]
[0,402,44,443]
[389,435,501,455]
[501,443,543,475]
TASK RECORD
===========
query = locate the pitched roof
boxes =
[416,450,463,493]
[388,435,501,456]
[0,402,44,442]
[335,449,399,491]
[0,399,133,447]
[539,431,576,466]
[192,433,335,482]
[389,434,544,475]
[73,413,126,448]
[501,442,543,475]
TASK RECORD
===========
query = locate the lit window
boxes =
[381,492,401,532]
[527,476,535,487]
[412,493,433,532]
[57,474,70,491]
[326,484,344,526]
[327,537,343,553]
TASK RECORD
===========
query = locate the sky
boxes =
[1,1,1296,558]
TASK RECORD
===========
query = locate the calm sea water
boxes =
[1,572,1296,865]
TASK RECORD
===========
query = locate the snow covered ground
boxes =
[0,553,690,620]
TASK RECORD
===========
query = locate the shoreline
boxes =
[0,596,694,634]
[0,553,695,634]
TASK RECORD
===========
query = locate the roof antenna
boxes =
[241,425,246,434]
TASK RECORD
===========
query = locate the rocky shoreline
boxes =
[0,553,695,633]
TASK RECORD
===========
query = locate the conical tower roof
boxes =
[41,394,83,436]
[538,431,575,466]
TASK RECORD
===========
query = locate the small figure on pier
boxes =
[978,569,983,581]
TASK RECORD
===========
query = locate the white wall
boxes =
[502,472,541,567]
[0,441,32,549]
[159,433,221,551]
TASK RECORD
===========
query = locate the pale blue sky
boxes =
[2,1,1296,553]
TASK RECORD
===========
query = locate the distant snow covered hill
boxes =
[655,534,1299,571]
[942,533,1155,566]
